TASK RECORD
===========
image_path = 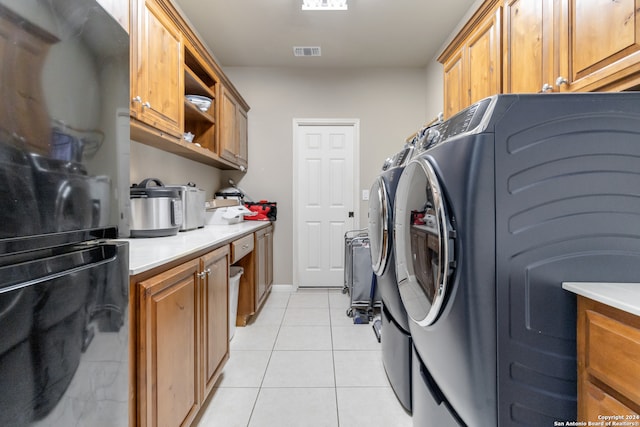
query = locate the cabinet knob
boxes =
[132,96,142,103]
[540,83,553,93]
[555,76,569,87]
[142,101,151,109]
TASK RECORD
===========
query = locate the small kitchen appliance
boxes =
[166,182,206,231]
[130,178,183,237]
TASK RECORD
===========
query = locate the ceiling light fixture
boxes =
[302,0,348,11]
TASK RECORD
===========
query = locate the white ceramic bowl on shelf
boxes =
[185,95,212,112]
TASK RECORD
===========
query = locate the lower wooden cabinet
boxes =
[138,259,201,427]
[577,296,640,422]
[136,245,230,427]
[255,225,273,308]
[236,224,274,326]
[200,247,230,397]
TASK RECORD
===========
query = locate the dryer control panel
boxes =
[422,97,492,151]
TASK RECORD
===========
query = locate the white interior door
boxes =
[294,120,358,288]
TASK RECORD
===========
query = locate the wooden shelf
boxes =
[184,100,214,123]
[131,120,236,170]
[184,66,215,99]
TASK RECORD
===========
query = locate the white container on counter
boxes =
[205,206,255,225]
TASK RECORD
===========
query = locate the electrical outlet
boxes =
[362,189,369,201]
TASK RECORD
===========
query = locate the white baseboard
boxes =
[270,284,294,292]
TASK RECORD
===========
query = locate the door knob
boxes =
[555,76,569,87]
[540,83,553,93]
[132,96,141,103]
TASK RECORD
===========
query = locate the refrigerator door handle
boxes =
[0,244,119,294]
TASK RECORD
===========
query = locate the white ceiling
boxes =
[172,0,478,68]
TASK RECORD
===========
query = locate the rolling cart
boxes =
[343,229,381,323]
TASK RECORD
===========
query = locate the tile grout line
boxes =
[327,290,341,427]
[245,292,290,427]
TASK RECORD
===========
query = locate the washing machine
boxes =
[368,143,414,412]
[394,93,640,426]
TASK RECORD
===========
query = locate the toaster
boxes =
[166,183,206,231]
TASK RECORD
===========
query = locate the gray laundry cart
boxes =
[343,229,381,319]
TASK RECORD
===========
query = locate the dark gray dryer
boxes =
[394,93,640,426]
[368,145,413,412]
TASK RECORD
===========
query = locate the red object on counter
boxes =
[244,200,277,221]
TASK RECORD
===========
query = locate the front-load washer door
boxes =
[368,176,391,276]
[394,157,456,326]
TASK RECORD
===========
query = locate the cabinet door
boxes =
[200,246,229,398]
[265,226,273,288]
[237,106,248,170]
[255,230,267,306]
[443,51,465,119]
[503,0,555,94]
[559,0,640,91]
[132,0,183,137]
[466,7,502,106]
[138,259,200,427]
[219,86,249,169]
[219,87,238,164]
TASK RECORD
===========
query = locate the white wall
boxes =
[221,66,428,285]
[129,141,223,200]
[425,59,445,120]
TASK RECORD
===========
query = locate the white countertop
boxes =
[124,222,270,275]
[562,282,640,317]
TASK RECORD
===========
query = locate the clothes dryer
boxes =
[394,93,640,426]
[368,144,413,412]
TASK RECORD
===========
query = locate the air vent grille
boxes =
[293,46,321,57]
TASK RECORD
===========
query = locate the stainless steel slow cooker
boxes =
[130,178,182,237]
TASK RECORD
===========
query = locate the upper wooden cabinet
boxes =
[442,51,465,120]
[219,87,249,171]
[558,0,640,92]
[131,0,183,138]
[443,0,640,116]
[129,0,250,170]
[503,0,555,94]
[440,0,502,118]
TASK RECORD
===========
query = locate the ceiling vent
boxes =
[293,46,322,57]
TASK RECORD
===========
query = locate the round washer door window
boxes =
[394,157,455,326]
[368,176,390,276]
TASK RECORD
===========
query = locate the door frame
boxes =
[292,118,361,290]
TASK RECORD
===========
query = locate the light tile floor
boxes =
[196,288,413,427]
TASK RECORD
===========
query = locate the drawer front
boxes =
[231,234,254,263]
[584,381,638,421]
[585,309,640,404]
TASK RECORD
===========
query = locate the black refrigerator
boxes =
[0,1,130,425]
